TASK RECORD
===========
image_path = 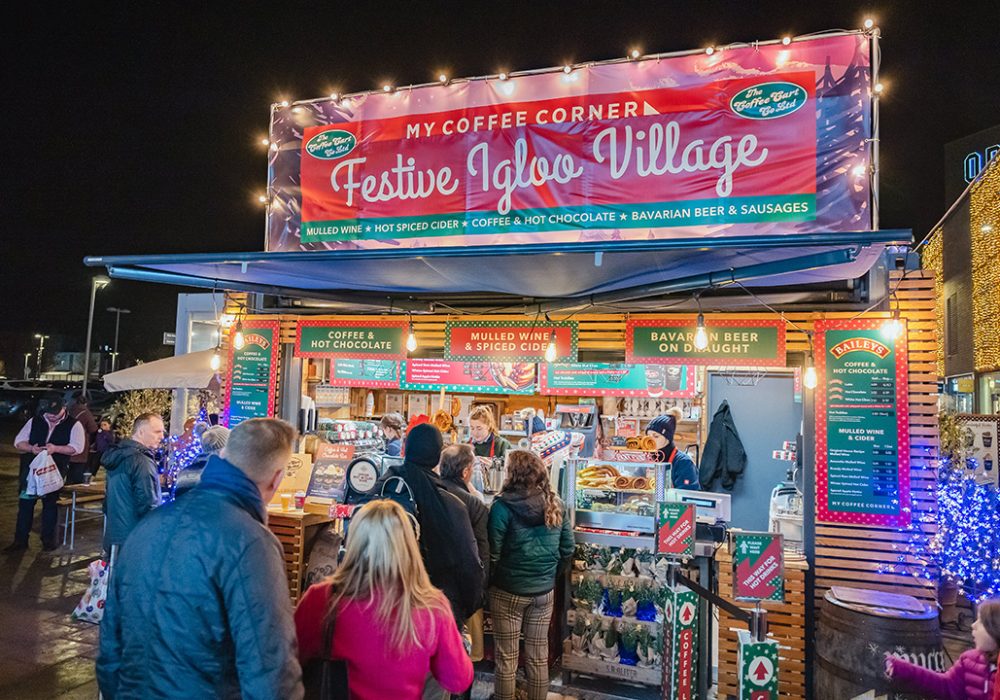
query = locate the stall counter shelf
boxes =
[265,505,333,603]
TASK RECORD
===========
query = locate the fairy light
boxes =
[563,64,573,74]
[705,46,715,56]
[874,82,884,95]
[969,157,1000,372]
[498,72,508,81]
[232,320,246,350]
[438,74,448,84]
[329,92,339,101]
[257,194,267,204]
[864,18,875,30]
[781,36,792,45]
[260,137,270,146]
[629,49,641,59]
[852,164,868,178]
[406,317,418,353]
[382,84,393,92]
[921,231,945,377]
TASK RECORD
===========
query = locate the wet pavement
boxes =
[0,424,103,698]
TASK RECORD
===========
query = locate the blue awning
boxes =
[85,230,910,308]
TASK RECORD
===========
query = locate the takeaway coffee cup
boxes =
[983,432,993,448]
[664,366,683,392]
[82,472,93,485]
[645,366,665,397]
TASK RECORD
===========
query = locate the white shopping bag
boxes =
[26,450,64,497]
[72,559,110,624]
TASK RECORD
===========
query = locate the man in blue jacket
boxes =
[97,418,304,699]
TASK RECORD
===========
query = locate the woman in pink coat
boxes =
[887,599,999,700]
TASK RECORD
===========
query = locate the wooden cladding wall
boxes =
[268,270,938,603]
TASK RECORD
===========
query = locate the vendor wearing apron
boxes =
[647,407,700,490]
[468,405,511,466]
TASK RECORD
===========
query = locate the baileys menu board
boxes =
[225,320,280,427]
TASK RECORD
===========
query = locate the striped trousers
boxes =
[488,587,554,700]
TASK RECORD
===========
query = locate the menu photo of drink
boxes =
[958,415,1000,487]
[539,363,696,398]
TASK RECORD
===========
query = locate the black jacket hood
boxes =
[499,488,548,527]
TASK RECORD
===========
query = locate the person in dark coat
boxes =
[97,418,303,700]
[173,424,229,499]
[101,412,164,553]
[7,396,85,552]
[438,444,489,590]
[376,423,482,623]
[699,399,748,491]
[646,407,700,489]
[68,391,99,484]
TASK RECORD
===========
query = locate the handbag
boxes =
[303,589,349,700]
[27,450,64,497]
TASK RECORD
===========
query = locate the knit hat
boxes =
[528,416,547,434]
[647,407,684,444]
[403,422,443,470]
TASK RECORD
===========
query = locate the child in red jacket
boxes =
[887,599,999,700]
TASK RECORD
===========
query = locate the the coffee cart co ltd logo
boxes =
[305,129,358,160]
[730,81,807,120]
[829,337,892,360]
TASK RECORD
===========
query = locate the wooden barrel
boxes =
[816,587,943,700]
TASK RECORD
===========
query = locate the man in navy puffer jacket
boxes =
[97,418,304,699]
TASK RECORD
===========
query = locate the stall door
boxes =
[706,374,803,533]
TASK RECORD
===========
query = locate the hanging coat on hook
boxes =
[699,400,748,491]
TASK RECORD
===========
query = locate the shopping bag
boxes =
[26,450,64,497]
[72,559,110,624]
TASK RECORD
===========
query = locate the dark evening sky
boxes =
[3,1,999,372]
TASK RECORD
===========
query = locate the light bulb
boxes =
[233,321,245,350]
[864,18,875,30]
[630,49,641,59]
[210,350,221,371]
[852,164,867,178]
[563,65,573,74]
[329,92,339,101]
[498,72,508,81]
[781,36,791,45]
[705,47,715,56]
[693,313,709,350]
[874,83,884,94]
[439,74,448,83]
[804,365,818,390]
[406,324,418,352]
[882,314,904,340]
[545,330,558,363]
[383,84,392,92]
[260,138,270,146]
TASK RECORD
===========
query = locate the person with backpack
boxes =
[376,423,482,623]
[488,449,574,700]
[295,499,473,700]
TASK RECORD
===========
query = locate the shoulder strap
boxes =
[322,587,338,657]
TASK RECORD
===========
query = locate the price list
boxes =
[226,320,280,427]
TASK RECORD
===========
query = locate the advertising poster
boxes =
[656,502,696,558]
[295,320,407,360]
[814,319,910,527]
[737,631,780,700]
[329,359,400,388]
[732,532,785,602]
[225,319,280,427]
[957,415,999,487]
[268,34,872,252]
[627,318,786,366]
[662,586,699,700]
[401,359,537,394]
[444,320,578,362]
[307,443,355,501]
[540,362,696,398]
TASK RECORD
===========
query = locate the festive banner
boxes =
[444,320,578,362]
[540,363,696,397]
[815,319,910,527]
[268,34,871,252]
[626,319,786,366]
[401,359,536,394]
[662,585,699,700]
[329,359,400,388]
[656,503,697,558]
[295,320,407,360]
[737,631,780,700]
[733,532,785,602]
[225,319,279,427]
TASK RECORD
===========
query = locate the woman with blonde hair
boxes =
[488,449,574,700]
[294,499,473,700]
[468,405,511,463]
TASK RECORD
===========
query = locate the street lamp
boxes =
[33,334,49,380]
[107,306,131,372]
[82,275,111,396]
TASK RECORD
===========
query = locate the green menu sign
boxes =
[225,320,280,427]
[626,318,786,366]
[815,320,910,528]
[539,363,696,398]
[732,532,784,602]
[295,320,407,359]
[329,359,400,388]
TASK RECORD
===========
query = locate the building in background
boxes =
[923,125,1000,413]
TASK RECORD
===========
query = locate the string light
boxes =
[260,137,270,146]
[545,329,558,363]
[406,317,418,353]
[257,194,267,204]
[693,313,709,351]
[781,36,792,45]
[882,309,905,340]
[629,49,641,59]
[563,65,573,74]
[382,84,393,92]
[210,348,222,371]
[278,100,289,108]
[329,92,339,101]
[705,46,715,56]
[498,72,509,81]
[438,74,448,84]
[864,18,875,30]
[232,320,246,350]
[803,351,818,389]
[874,82,884,95]
[969,157,1000,372]
[852,164,868,178]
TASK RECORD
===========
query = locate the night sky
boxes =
[3,2,999,374]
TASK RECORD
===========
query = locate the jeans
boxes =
[15,493,60,547]
[489,587,554,700]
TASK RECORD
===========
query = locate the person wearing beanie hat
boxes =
[173,425,231,499]
[376,423,483,626]
[646,407,700,490]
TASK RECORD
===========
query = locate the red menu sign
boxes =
[444,320,578,362]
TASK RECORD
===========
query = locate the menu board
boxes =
[444,320,578,362]
[225,319,280,427]
[329,359,400,388]
[626,319,786,366]
[957,415,999,487]
[306,443,355,500]
[540,363,696,398]
[295,320,407,359]
[815,319,910,527]
[401,359,536,395]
